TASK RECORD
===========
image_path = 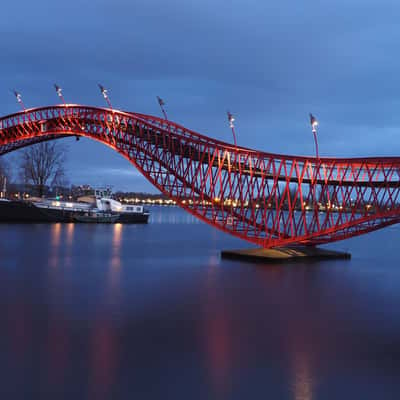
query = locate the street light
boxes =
[12,90,26,111]
[227,111,237,147]
[54,84,79,140]
[98,83,113,109]
[309,113,319,160]
[54,84,66,105]
[157,96,168,120]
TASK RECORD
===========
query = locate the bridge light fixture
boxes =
[227,111,235,128]
[98,83,113,109]
[54,83,66,106]
[12,89,26,111]
[226,111,238,147]
[309,113,318,132]
[98,83,108,99]
[157,96,168,120]
[309,113,319,160]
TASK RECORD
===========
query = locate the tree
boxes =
[19,142,67,197]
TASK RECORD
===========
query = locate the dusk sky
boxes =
[2,0,400,192]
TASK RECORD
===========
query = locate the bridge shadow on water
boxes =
[0,206,400,399]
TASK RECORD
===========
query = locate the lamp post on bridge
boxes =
[309,113,319,161]
[98,84,113,110]
[54,84,66,105]
[227,111,237,147]
[309,113,321,215]
[53,84,79,141]
[157,96,168,120]
[12,90,26,112]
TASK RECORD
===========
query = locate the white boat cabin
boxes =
[94,189,145,214]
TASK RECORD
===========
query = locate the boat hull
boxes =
[117,211,149,224]
[0,200,149,224]
[74,213,120,223]
[0,200,75,222]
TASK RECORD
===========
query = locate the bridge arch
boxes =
[1,105,400,248]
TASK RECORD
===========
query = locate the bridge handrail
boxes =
[1,104,400,166]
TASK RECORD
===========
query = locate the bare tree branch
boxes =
[19,142,67,196]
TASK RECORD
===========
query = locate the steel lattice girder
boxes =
[1,105,400,248]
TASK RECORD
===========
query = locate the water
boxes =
[1,206,400,399]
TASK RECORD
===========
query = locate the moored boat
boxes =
[0,188,150,223]
[92,190,150,223]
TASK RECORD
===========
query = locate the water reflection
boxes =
[66,223,74,246]
[8,301,31,363]
[2,209,400,399]
[203,255,232,398]
[46,313,69,389]
[107,223,123,305]
[88,224,123,399]
[89,317,118,400]
[51,223,62,247]
[49,223,62,268]
[46,225,71,388]
[111,223,122,270]
[65,223,75,267]
[283,272,317,400]
[292,351,314,400]
[150,206,202,224]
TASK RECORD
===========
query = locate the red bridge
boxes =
[1,105,399,248]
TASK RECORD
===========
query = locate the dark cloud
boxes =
[2,0,400,191]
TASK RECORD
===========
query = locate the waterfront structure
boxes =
[0,105,399,248]
[0,188,149,223]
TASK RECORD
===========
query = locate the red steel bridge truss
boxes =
[1,105,400,248]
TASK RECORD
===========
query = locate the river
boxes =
[1,206,400,399]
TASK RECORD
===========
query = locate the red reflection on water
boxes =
[8,301,32,362]
[88,318,118,400]
[202,256,232,398]
[88,224,123,399]
[206,315,231,391]
[47,314,70,387]
[282,275,318,400]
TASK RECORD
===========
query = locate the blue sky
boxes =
[2,0,400,192]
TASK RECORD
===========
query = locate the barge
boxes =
[0,189,149,223]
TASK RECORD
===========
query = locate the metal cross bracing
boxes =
[1,105,400,248]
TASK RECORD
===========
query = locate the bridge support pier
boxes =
[221,246,351,263]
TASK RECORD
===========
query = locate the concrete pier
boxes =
[221,245,351,263]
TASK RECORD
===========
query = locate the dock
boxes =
[221,245,351,263]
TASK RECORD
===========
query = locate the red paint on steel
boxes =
[1,105,400,248]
